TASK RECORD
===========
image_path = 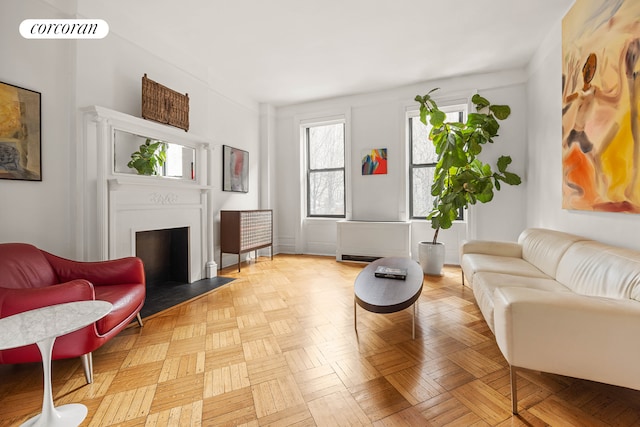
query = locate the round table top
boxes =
[354,257,423,314]
[0,301,113,351]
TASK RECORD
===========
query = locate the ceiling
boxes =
[80,0,574,107]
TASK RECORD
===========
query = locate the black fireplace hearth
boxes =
[140,276,234,318]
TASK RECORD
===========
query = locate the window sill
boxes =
[305,217,345,222]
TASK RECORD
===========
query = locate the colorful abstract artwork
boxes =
[362,148,387,175]
[0,82,41,181]
[562,0,640,212]
[222,145,248,192]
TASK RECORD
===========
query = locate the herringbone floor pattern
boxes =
[1,255,639,426]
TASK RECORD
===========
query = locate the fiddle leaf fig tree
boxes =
[127,138,167,176]
[415,88,522,244]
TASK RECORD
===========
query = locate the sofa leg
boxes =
[81,353,93,384]
[136,312,144,327]
[462,271,465,287]
[510,365,518,415]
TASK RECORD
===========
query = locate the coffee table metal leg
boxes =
[354,298,357,334]
[412,303,416,339]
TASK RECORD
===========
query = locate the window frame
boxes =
[303,119,346,219]
[408,104,467,221]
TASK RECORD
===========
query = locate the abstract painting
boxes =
[223,145,248,192]
[562,0,640,212]
[0,82,41,181]
[362,148,387,175]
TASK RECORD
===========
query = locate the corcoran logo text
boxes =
[20,19,109,39]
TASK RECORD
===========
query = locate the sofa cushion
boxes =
[461,253,549,287]
[518,228,588,278]
[459,240,522,258]
[0,243,58,289]
[556,241,640,301]
[472,271,571,332]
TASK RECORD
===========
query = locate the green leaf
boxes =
[476,187,494,203]
[432,131,447,155]
[438,213,453,230]
[446,132,457,149]
[490,104,511,120]
[430,109,446,127]
[447,122,464,131]
[431,215,442,230]
[419,107,428,125]
[472,94,490,109]
[502,171,522,185]
[431,177,444,197]
[497,155,512,172]
[128,139,167,175]
[466,113,486,127]
[469,137,482,156]
[485,116,499,136]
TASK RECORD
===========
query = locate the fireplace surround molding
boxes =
[77,106,216,282]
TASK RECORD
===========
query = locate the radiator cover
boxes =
[336,221,411,262]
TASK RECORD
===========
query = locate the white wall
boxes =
[275,70,529,263]
[0,1,75,256]
[1,1,261,265]
[526,16,640,251]
[73,22,261,269]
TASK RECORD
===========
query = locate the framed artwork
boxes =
[362,148,387,175]
[562,0,640,212]
[0,81,41,181]
[222,145,248,192]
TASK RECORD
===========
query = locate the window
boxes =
[165,142,183,178]
[304,121,345,217]
[409,105,466,219]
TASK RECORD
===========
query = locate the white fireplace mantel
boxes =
[76,106,215,282]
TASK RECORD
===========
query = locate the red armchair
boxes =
[0,243,145,383]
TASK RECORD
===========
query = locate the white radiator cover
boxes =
[336,221,411,261]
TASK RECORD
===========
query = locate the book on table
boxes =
[374,265,407,280]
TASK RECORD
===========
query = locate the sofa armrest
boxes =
[0,279,96,318]
[42,252,145,287]
[460,240,522,258]
[493,287,640,390]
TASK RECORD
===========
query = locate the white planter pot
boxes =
[418,241,445,276]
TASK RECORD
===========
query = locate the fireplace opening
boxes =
[136,227,189,285]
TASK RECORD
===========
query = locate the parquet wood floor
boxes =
[1,254,639,426]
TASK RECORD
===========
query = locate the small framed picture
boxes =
[222,145,249,192]
[0,81,41,181]
[362,148,387,175]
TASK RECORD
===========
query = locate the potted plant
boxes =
[127,138,167,176]
[414,88,522,275]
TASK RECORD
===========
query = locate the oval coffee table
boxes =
[354,257,423,339]
[0,300,113,427]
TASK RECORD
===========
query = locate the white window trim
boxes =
[293,109,352,253]
[402,91,478,235]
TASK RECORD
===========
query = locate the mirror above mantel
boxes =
[79,105,211,185]
[113,129,196,180]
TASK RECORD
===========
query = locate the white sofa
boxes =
[460,228,640,414]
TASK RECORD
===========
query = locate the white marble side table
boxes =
[0,300,112,427]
